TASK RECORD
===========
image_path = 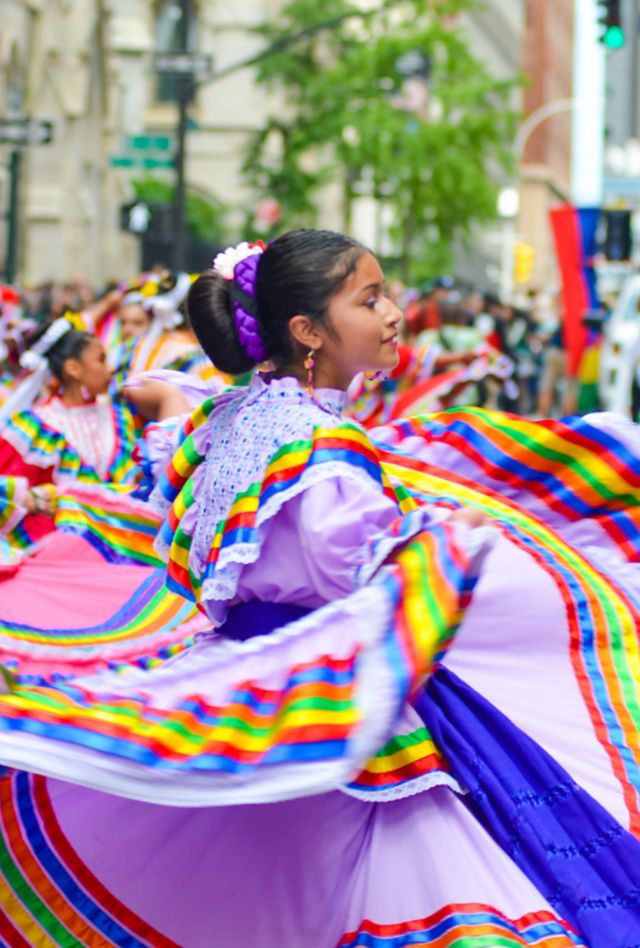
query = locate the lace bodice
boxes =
[35,397,116,479]
[191,373,347,574]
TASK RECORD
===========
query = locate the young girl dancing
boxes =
[0,231,638,946]
[0,319,205,683]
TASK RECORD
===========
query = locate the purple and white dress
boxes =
[0,374,639,946]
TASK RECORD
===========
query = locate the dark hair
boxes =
[26,322,94,382]
[186,229,366,374]
[439,301,469,327]
[483,291,502,312]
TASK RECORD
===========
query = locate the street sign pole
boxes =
[153,6,210,271]
[6,150,21,284]
[1,117,53,282]
[173,0,192,272]
[174,80,189,271]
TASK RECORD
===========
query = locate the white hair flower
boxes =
[20,350,48,372]
[212,242,264,281]
[19,317,73,371]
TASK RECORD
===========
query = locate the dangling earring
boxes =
[304,349,316,393]
[80,385,91,402]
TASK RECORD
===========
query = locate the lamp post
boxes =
[514,98,575,161]
[4,72,24,284]
[503,94,598,300]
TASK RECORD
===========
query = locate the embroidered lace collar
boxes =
[188,371,348,586]
[247,372,346,417]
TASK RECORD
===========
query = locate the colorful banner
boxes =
[549,205,601,377]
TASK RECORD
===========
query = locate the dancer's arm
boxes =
[123,377,190,421]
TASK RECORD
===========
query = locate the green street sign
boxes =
[125,134,173,152]
[141,156,174,169]
[110,155,174,169]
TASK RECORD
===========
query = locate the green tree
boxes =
[244,0,520,282]
[131,176,229,244]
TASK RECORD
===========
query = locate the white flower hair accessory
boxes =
[19,317,73,371]
[19,350,48,372]
[212,241,268,363]
[0,317,74,425]
[146,272,193,329]
[212,242,264,281]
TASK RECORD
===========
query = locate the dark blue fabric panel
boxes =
[416,666,640,948]
[218,600,311,641]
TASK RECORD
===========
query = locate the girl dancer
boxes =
[0,232,639,946]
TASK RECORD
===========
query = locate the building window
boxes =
[154,1,197,103]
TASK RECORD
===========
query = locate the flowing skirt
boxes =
[1,409,640,946]
[0,506,207,684]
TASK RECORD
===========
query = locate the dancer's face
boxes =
[313,252,403,390]
[119,304,151,340]
[72,338,113,397]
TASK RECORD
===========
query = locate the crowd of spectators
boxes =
[2,272,576,418]
[402,279,574,416]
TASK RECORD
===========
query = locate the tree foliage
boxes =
[243,0,520,281]
[131,176,228,243]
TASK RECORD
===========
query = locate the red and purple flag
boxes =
[549,204,601,377]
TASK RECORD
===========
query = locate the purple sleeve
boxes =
[235,476,401,607]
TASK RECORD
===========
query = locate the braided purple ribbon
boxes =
[232,255,269,363]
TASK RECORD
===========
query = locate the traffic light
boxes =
[120,202,151,234]
[602,208,632,260]
[597,1,625,48]
[119,202,173,239]
[513,242,535,285]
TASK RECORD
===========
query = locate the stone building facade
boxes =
[1,1,531,287]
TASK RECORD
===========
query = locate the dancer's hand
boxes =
[26,484,57,517]
[450,506,489,528]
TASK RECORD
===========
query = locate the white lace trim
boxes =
[152,374,377,600]
[348,585,400,766]
[199,460,386,604]
[2,402,116,476]
[1,421,65,471]
[340,770,466,802]
[191,377,347,573]
[0,583,416,806]
[0,612,208,660]
[355,507,451,587]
